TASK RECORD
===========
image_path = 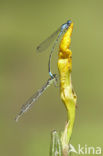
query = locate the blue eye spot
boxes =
[67,20,72,25]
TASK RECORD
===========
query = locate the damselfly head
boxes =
[67,20,72,26]
[61,20,72,30]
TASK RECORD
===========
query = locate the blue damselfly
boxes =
[36,20,72,78]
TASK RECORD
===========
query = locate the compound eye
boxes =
[67,20,72,25]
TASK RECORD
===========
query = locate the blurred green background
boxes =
[0,0,103,155]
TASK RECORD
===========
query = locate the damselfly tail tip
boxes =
[15,115,20,122]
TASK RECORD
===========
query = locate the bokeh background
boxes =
[0,0,103,156]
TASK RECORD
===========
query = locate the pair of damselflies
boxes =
[15,20,72,122]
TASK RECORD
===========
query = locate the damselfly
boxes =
[15,74,57,122]
[15,20,72,122]
[36,20,72,78]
